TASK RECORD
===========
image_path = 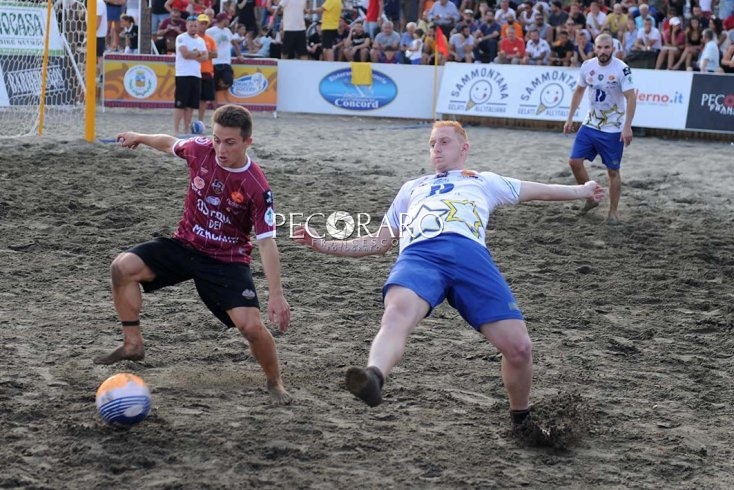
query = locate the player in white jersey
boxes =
[564,33,636,225]
[293,121,604,434]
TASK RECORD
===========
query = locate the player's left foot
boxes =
[606,214,620,225]
[579,200,599,215]
[345,366,384,407]
[267,380,293,405]
[93,344,145,365]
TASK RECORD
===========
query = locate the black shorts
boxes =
[128,237,259,328]
[175,76,201,109]
[214,64,234,90]
[201,74,216,101]
[282,30,307,58]
[321,29,338,49]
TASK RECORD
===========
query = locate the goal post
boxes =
[0,0,95,140]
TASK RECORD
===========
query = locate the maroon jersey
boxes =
[172,137,275,264]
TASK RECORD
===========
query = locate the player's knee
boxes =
[110,253,137,285]
[502,336,533,366]
[569,158,584,170]
[235,318,266,341]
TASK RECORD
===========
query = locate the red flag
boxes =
[435,26,449,57]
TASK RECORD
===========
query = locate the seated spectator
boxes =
[572,30,594,66]
[455,8,480,34]
[252,27,274,57]
[622,17,638,58]
[343,20,371,61]
[550,29,574,66]
[379,45,400,63]
[547,0,569,43]
[232,23,255,55]
[635,4,656,29]
[422,24,448,65]
[405,28,425,64]
[501,12,523,39]
[120,14,139,53]
[307,22,323,60]
[449,24,475,62]
[673,16,703,70]
[722,35,734,73]
[634,17,662,52]
[655,16,685,69]
[371,21,401,62]
[155,7,186,54]
[333,17,351,61]
[473,9,501,63]
[568,2,586,27]
[586,1,607,40]
[495,26,525,63]
[428,0,461,34]
[523,27,550,64]
[695,28,724,72]
[690,5,710,29]
[603,3,628,39]
[400,22,418,58]
[495,0,516,25]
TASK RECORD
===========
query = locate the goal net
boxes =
[0,0,89,138]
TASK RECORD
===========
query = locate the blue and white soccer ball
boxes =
[95,373,151,427]
[190,120,206,134]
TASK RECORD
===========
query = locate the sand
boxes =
[1,108,733,488]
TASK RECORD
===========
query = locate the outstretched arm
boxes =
[257,237,290,333]
[116,132,179,153]
[292,221,397,258]
[519,180,605,203]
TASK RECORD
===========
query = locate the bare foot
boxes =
[606,215,620,226]
[345,366,383,407]
[93,344,145,365]
[267,380,293,405]
[579,200,599,216]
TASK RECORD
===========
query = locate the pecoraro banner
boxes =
[103,54,277,111]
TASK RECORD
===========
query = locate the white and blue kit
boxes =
[383,169,525,329]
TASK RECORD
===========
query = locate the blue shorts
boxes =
[570,125,624,170]
[383,234,524,330]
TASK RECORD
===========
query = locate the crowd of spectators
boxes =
[108,0,734,73]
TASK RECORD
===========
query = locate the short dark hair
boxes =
[212,105,253,140]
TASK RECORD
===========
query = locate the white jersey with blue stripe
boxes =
[384,169,521,253]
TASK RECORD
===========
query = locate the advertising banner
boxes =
[685,73,734,133]
[276,60,442,120]
[0,2,65,55]
[0,55,73,106]
[436,63,691,130]
[103,54,277,110]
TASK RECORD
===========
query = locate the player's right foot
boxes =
[267,380,293,405]
[579,200,600,215]
[345,366,384,407]
[93,345,145,365]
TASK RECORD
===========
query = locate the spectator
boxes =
[308,0,342,61]
[364,0,382,39]
[95,0,107,82]
[106,0,126,52]
[405,27,425,64]
[455,8,480,34]
[428,0,461,34]
[206,13,240,106]
[573,30,594,65]
[400,21,419,61]
[673,16,703,70]
[449,23,475,61]
[655,15,684,69]
[635,4,656,29]
[156,7,186,54]
[333,16,351,61]
[622,17,638,58]
[307,22,323,60]
[232,23,255,54]
[696,27,723,72]
[530,12,552,43]
[165,0,188,15]
[603,3,628,39]
[568,2,586,27]
[548,0,569,41]
[501,12,523,39]
[174,15,207,134]
[279,0,309,59]
[496,25,525,63]
[236,0,259,35]
[380,45,400,63]
[371,21,402,62]
[600,26,625,59]
[495,0,515,25]
[120,14,139,53]
[634,17,662,52]
[523,27,550,64]
[252,27,275,56]
[197,15,217,123]
[690,5,710,29]
[586,1,607,40]
[151,0,170,34]
[721,31,734,72]
[343,20,371,61]
[550,29,574,65]
[473,9,501,63]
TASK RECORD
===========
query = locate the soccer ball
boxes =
[190,120,206,134]
[95,373,151,427]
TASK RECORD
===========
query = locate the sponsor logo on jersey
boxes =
[212,179,224,194]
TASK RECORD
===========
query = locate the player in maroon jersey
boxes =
[94,105,292,404]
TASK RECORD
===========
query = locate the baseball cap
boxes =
[215,12,229,22]
[669,16,681,26]
[197,14,210,23]
[186,15,198,21]
[464,9,474,14]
